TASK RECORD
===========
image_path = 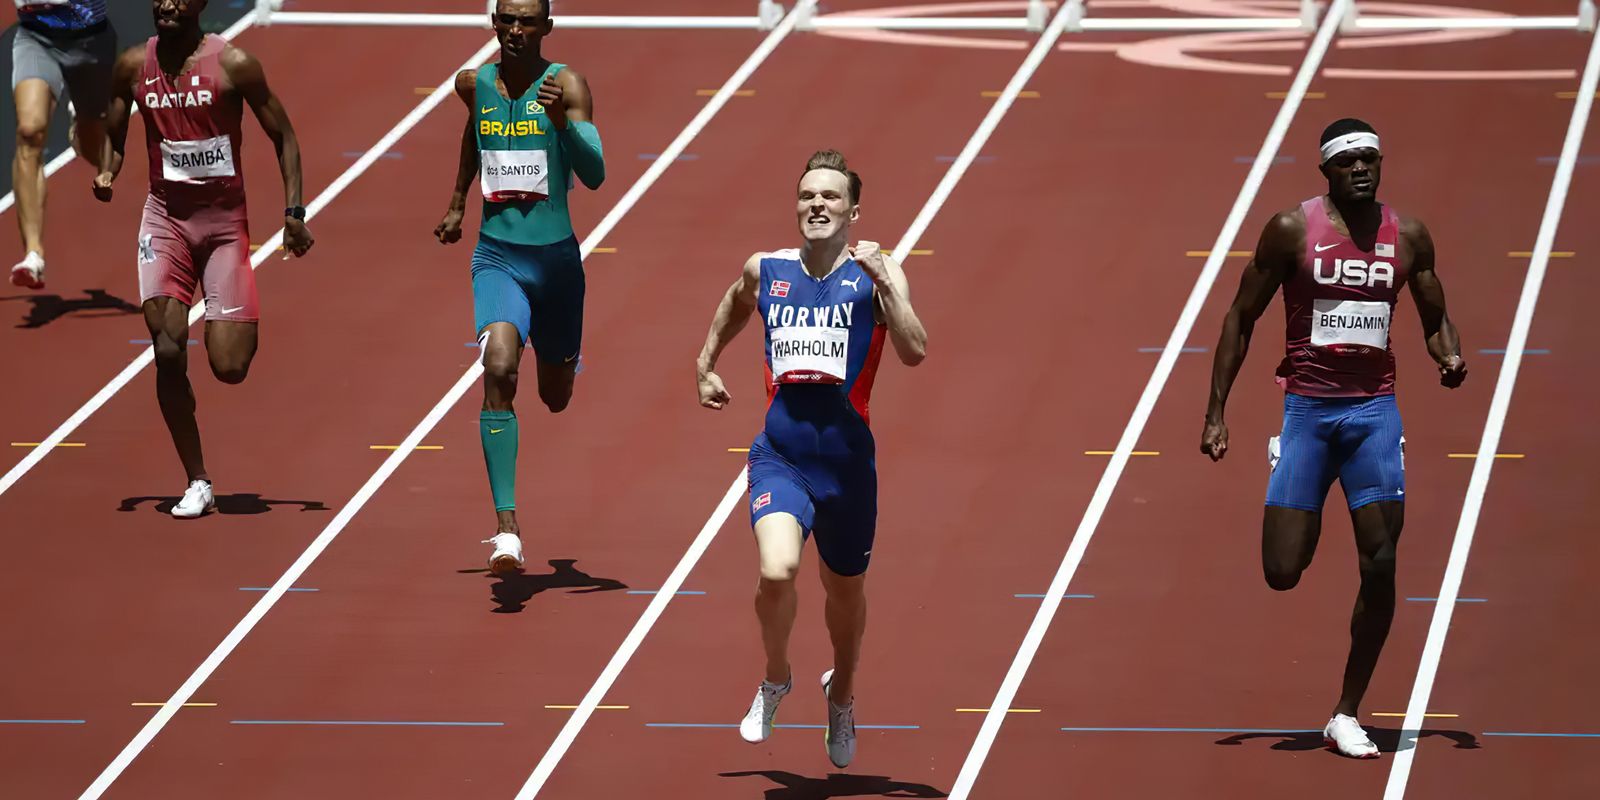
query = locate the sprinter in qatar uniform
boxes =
[1201,118,1467,759]
[96,0,312,518]
[696,150,927,769]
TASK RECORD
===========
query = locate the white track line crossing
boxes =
[510,1,1082,797]
[0,32,500,499]
[76,5,815,796]
[73,36,508,799]
[1381,25,1600,800]
[0,13,259,217]
[943,1,1352,797]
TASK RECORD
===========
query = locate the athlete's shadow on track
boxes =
[459,558,627,613]
[1215,727,1481,754]
[2,289,139,328]
[118,493,331,515]
[720,770,947,799]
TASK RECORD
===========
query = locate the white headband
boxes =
[1321,132,1380,163]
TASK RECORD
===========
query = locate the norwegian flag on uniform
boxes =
[1375,242,1394,258]
[770,280,791,298]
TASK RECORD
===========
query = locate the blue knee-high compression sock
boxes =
[480,410,518,512]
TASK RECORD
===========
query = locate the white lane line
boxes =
[73,35,508,799]
[509,0,1086,797]
[1381,24,1600,800]
[75,6,813,796]
[944,1,1353,797]
[0,32,496,499]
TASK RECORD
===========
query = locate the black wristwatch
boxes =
[285,205,306,220]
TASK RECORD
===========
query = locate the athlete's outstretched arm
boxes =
[540,67,604,190]
[92,45,146,202]
[1201,211,1298,461]
[437,70,481,245]
[1404,217,1467,388]
[224,46,312,257]
[696,253,763,410]
[854,243,926,367]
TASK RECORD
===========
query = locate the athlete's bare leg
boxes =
[1335,499,1404,717]
[203,319,257,385]
[819,560,867,706]
[753,512,804,685]
[145,297,207,482]
[535,359,575,413]
[12,79,54,260]
[1262,506,1323,590]
[480,321,524,534]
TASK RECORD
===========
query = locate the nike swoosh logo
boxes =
[220,305,245,314]
[481,106,496,114]
[1314,243,1338,252]
[145,77,160,85]
[488,428,504,434]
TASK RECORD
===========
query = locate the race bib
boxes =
[160,135,235,183]
[771,326,849,384]
[480,149,549,202]
[1311,298,1391,349]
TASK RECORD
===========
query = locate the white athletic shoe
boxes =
[739,674,792,743]
[821,669,856,768]
[171,479,214,518]
[483,532,524,575]
[10,251,44,290]
[1324,713,1380,758]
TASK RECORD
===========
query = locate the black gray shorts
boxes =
[11,23,117,118]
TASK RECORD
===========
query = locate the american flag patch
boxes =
[769,280,790,298]
[752,491,772,511]
[1375,242,1395,258]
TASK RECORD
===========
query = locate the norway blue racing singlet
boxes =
[757,249,887,437]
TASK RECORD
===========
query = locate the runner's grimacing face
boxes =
[153,0,206,31]
[796,170,858,242]
[1322,148,1382,203]
[494,0,550,58]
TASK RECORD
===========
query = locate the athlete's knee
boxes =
[14,116,47,151]
[210,360,250,385]
[1263,561,1303,592]
[538,381,572,414]
[758,555,801,584]
[152,337,187,372]
[482,347,520,386]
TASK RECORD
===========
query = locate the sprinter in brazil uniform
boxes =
[696,150,927,770]
[1200,118,1467,759]
[435,0,605,578]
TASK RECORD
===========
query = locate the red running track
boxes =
[958,20,1598,800]
[3,2,1598,799]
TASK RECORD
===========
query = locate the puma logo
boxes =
[841,276,860,291]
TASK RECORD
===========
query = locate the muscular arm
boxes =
[223,46,302,211]
[1201,210,1298,458]
[449,70,481,215]
[695,253,763,409]
[1404,217,1467,387]
[96,45,146,186]
[550,67,604,190]
[873,255,927,366]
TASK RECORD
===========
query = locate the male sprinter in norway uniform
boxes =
[96,0,312,517]
[696,150,927,768]
[1200,119,1466,758]
[435,0,605,575]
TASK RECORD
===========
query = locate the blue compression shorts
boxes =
[1265,393,1406,512]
